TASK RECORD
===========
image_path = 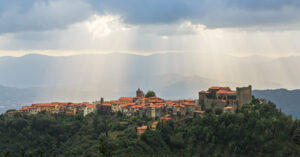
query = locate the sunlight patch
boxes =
[85,14,129,39]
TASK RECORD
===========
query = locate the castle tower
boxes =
[236,85,252,109]
[136,88,144,98]
[136,88,145,104]
[100,97,104,104]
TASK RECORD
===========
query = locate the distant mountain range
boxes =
[1,53,300,89]
[0,53,299,118]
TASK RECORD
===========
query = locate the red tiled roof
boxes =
[137,126,148,130]
[194,110,205,113]
[179,105,186,108]
[224,106,233,109]
[160,117,172,121]
[152,121,159,125]
[150,104,163,108]
[184,99,195,102]
[209,86,230,90]
[120,104,130,108]
[119,97,134,101]
[102,103,112,107]
[183,102,196,105]
[87,104,96,108]
[216,90,236,94]
[130,105,143,108]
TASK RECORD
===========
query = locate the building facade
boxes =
[199,85,252,112]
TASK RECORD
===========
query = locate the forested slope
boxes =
[0,99,300,157]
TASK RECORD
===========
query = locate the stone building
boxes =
[136,88,145,104]
[199,85,252,112]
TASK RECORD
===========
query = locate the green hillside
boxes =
[1,98,300,157]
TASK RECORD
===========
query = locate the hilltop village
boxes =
[3,86,250,135]
[6,86,252,121]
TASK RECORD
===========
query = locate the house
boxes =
[183,101,196,116]
[137,125,148,135]
[151,121,159,130]
[65,108,77,115]
[194,110,205,116]
[224,106,234,113]
[119,97,134,103]
[98,103,112,114]
[147,104,163,118]
[20,106,38,115]
[84,104,96,116]
[111,101,121,112]
[160,117,172,123]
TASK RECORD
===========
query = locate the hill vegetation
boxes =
[0,98,300,157]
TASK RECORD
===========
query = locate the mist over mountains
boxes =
[0,53,300,117]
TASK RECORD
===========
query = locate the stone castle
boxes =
[199,85,252,112]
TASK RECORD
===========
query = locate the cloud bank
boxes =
[0,0,300,57]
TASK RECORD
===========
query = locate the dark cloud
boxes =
[88,0,300,28]
[1,0,300,34]
[0,0,91,34]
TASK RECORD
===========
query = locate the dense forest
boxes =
[0,98,300,157]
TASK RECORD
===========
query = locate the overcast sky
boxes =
[1,0,300,57]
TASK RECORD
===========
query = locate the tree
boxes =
[145,91,156,98]
[214,108,223,115]
[293,128,300,145]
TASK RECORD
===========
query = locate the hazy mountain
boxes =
[253,89,300,118]
[0,53,300,89]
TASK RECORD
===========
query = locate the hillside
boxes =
[0,100,299,156]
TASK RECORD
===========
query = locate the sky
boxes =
[1,0,300,57]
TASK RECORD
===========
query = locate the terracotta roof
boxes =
[119,97,134,101]
[150,104,163,108]
[32,103,56,107]
[209,86,230,90]
[194,110,205,113]
[152,121,159,125]
[184,99,195,102]
[102,103,112,107]
[120,104,130,108]
[216,90,236,94]
[130,105,143,108]
[137,126,148,130]
[224,106,233,109]
[183,102,196,105]
[160,117,172,121]
[87,104,96,108]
